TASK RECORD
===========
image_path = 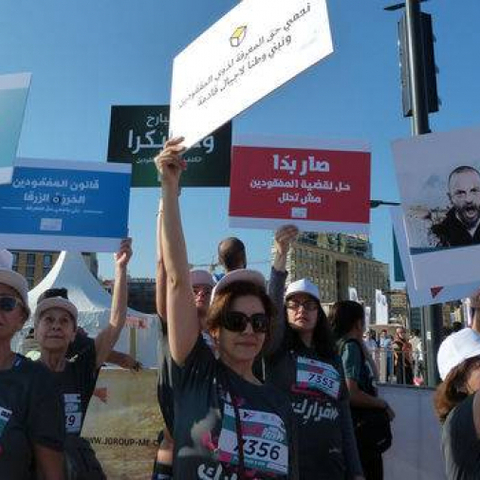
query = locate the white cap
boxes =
[0,249,30,317]
[34,297,78,326]
[285,278,320,302]
[190,269,215,288]
[211,269,266,303]
[437,328,480,381]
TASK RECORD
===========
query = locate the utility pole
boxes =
[388,0,442,385]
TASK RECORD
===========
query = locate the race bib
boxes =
[0,406,12,438]
[64,393,82,434]
[295,356,341,399]
[218,404,288,476]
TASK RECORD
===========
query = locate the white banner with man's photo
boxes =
[392,126,480,289]
[169,0,333,148]
[391,207,479,307]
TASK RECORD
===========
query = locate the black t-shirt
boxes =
[172,336,299,479]
[265,342,349,480]
[158,323,216,436]
[54,337,99,436]
[0,354,65,480]
[443,394,480,480]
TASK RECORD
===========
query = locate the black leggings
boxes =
[359,448,383,480]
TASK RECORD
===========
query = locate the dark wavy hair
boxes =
[434,355,480,423]
[329,300,365,340]
[284,295,336,359]
[206,281,276,353]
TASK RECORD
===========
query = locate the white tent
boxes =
[25,251,159,367]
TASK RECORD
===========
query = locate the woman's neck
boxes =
[220,355,260,385]
[40,349,67,372]
[0,342,15,370]
[299,330,313,348]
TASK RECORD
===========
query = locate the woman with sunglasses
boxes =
[155,137,298,479]
[33,238,132,480]
[0,250,65,480]
[262,235,364,480]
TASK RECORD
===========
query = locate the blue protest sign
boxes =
[0,158,131,252]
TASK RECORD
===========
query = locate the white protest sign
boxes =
[392,126,480,289]
[170,0,333,148]
[390,207,479,308]
[0,73,31,185]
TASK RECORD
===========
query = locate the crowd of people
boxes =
[1,136,479,480]
[362,328,424,386]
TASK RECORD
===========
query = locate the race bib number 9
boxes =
[64,393,82,434]
[0,406,12,438]
[296,356,341,399]
[218,404,288,475]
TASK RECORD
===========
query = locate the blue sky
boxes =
[2,0,480,282]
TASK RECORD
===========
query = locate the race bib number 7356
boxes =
[218,404,288,475]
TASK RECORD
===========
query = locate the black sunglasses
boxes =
[222,311,269,333]
[0,296,23,312]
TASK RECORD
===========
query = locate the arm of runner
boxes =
[156,201,168,323]
[155,137,198,365]
[265,225,299,356]
[34,444,64,480]
[107,350,142,371]
[95,238,132,368]
[346,378,390,410]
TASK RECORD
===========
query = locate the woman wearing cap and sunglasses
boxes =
[434,327,480,480]
[33,238,132,480]
[261,232,364,480]
[0,251,65,480]
[155,138,298,480]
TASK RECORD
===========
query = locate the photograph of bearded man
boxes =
[431,166,480,247]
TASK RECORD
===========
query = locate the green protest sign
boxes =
[107,106,231,187]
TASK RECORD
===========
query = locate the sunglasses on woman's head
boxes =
[0,296,23,312]
[222,311,269,333]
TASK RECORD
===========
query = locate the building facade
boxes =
[103,277,156,314]
[280,233,390,322]
[11,250,98,288]
[386,289,409,327]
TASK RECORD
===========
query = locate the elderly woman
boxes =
[34,239,132,479]
[263,231,364,480]
[0,250,65,480]
[156,137,298,479]
[434,328,480,479]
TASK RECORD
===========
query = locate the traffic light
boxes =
[398,12,439,117]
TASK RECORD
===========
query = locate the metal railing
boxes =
[368,347,427,387]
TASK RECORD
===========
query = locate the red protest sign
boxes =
[229,142,370,233]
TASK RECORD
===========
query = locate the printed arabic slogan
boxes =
[0,158,131,252]
[107,105,232,187]
[229,137,371,233]
[169,0,333,148]
[0,72,31,185]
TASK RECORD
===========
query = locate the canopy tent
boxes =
[23,251,159,367]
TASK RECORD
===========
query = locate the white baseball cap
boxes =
[34,292,78,326]
[211,269,266,303]
[437,328,480,381]
[285,278,320,302]
[0,249,30,317]
[190,269,215,288]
